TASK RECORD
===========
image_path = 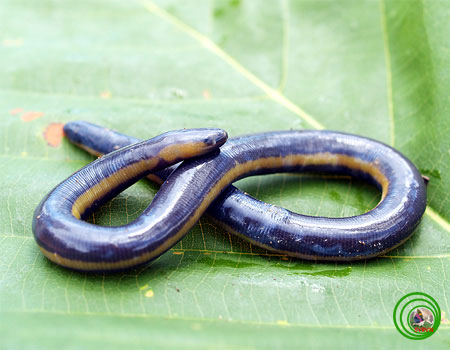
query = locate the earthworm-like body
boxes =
[32,121,427,271]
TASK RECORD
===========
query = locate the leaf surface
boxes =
[0,0,449,348]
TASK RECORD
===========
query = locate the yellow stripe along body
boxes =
[32,122,427,271]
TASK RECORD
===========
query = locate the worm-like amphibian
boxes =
[32,121,427,271]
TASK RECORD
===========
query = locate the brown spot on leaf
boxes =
[43,123,64,147]
[21,111,44,122]
[9,108,24,115]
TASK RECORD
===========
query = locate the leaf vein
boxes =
[379,0,395,147]
[140,0,324,130]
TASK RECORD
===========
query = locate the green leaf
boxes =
[0,0,449,348]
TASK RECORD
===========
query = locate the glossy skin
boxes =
[33,128,228,271]
[32,121,427,271]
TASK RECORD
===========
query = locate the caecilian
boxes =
[32,121,427,271]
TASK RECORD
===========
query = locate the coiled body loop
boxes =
[32,121,427,271]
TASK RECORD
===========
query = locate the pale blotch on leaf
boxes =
[2,38,23,47]
[145,289,154,298]
[168,87,186,99]
[202,90,211,99]
[100,91,111,99]
[139,284,149,291]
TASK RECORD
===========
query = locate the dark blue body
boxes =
[35,121,428,272]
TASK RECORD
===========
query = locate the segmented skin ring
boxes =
[32,121,427,271]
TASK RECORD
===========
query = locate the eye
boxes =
[204,136,216,146]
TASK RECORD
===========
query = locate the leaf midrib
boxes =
[139,0,450,233]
